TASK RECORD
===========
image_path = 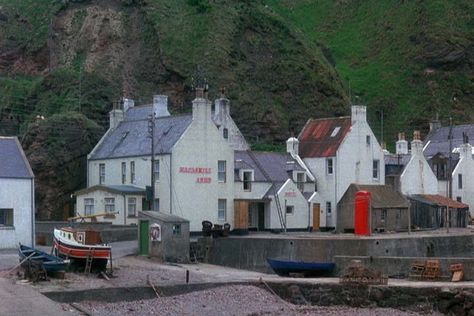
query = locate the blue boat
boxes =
[267,258,335,277]
[19,244,69,273]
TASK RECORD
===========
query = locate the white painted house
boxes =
[452,142,474,217]
[78,89,248,231]
[0,137,35,248]
[399,131,438,196]
[298,106,385,229]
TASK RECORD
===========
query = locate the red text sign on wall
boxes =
[284,191,297,198]
[179,166,212,184]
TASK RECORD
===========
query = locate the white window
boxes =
[326,158,333,175]
[326,201,332,214]
[130,161,136,184]
[0,209,13,226]
[218,160,226,182]
[366,135,371,146]
[84,198,94,216]
[223,128,229,139]
[296,172,305,191]
[373,160,380,179]
[173,224,181,235]
[121,162,126,184]
[218,199,227,221]
[104,198,115,213]
[99,163,105,184]
[243,171,253,191]
[153,160,160,182]
[128,197,137,217]
[286,205,294,215]
[154,198,160,212]
[458,174,463,189]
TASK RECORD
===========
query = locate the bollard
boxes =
[186,269,189,284]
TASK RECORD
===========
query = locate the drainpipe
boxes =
[334,156,337,230]
[31,179,35,247]
[123,194,126,225]
[169,155,173,214]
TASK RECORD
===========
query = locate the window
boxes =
[330,127,341,137]
[121,162,126,184]
[218,160,226,182]
[458,174,463,189]
[223,128,228,139]
[128,197,137,217]
[326,202,332,214]
[104,198,115,213]
[373,160,380,179]
[218,199,227,221]
[296,172,305,191]
[286,205,294,215]
[243,171,253,191]
[457,196,462,202]
[130,161,135,184]
[326,158,333,175]
[99,163,105,184]
[173,224,181,235]
[84,199,94,216]
[381,209,387,221]
[154,198,160,212]
[314,181,318,192]
[0,209,13,226]
[366,135,371,146]
[154,160,160,182]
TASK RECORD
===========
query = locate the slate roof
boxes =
[75,184,146,196]
[409,194,469,209]
[348,184,409,209]
[139,211,189,223]
[384,153,411,166]
[0,136,34,179]
[424,124,474,158]
[298,117,351,158]
[234,151,304,182]
[90,106,192,160]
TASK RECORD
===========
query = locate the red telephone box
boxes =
[354,191,371,235]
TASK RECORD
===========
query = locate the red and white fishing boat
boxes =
[53,227,111,271]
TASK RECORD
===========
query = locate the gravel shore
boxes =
[78,284,435,316]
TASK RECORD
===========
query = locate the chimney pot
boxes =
[153,95,170,117]
[413,130,421,140]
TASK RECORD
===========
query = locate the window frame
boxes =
[128,197,137,217]
[121,162,126,184]
[285,205,294,215]
[218,160,226,183]
[84,198,94,216]
[154,198,160,212]
[172,224,181,235]
[242,170,253,191]
[326,201,332,214]
[366,135,371,146]
[0,208,14,227]
[223,128,229,139]
[99,163,105,184]
[373,159,380,180]
[458,173,463,189]
[326,158,333,175]
[130,161,136,184]
[218,199,227,221]
[154,160,160,182]
[295,172,306,191]
[104,197,115,213]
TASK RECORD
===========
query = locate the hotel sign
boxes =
[179,166,212,183]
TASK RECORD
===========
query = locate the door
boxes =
[312,204,320,231]
[257,203,265,231]
[139,220,149,256]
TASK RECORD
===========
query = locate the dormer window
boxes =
[242,170,254,191]
[330,127,341,137]
[295,172,305,191]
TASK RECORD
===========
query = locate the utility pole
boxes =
[446,117,453,233]
[148,113,155,211]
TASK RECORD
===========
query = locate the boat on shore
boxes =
[267,258,335,277]
[19,244,69,273]
[53,227,111,271]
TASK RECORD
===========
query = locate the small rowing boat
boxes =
[267,258,335,277]
[19,244,69,273]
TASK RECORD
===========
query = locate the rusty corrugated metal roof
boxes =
[298,117,351,158]
[418,194,469,209]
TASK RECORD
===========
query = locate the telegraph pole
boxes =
[148,113,155,211]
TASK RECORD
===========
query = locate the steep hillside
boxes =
[268,0,474,143]
[0,0,347,219]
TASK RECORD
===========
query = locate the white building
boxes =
[452,142,474,216]
[399,131,438,196]
[233,142,316,232]
[298,105,385,229]
[78,89,248,231]
[0,137,35,248]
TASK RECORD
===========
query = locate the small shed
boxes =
[138,211,190,263]
[408,194,469,228]
[337,184,410,233]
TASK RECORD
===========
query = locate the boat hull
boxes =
[267,258,335,277]
[19,244,68,273]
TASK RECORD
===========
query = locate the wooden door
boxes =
[234,200,249,229]
[312,204,320,231]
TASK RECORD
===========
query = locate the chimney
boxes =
[123,98,134,113]
[109,109,124,130]
[411,130,423,156]
[459,143,472,159]
[351,105,367,125]
[286,137,299,156]
[192,88,211,122]
[153,95,170,118]
[214,89,230,127]
[396,132,408,155]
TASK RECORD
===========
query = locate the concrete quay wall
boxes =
[204,234,474,273]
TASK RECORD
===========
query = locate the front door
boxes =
[139,220,149,256]
[312,204,320,231]
[258,203,265,231]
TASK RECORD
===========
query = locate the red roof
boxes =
[419,194,469,209]
[298,117,351,158]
